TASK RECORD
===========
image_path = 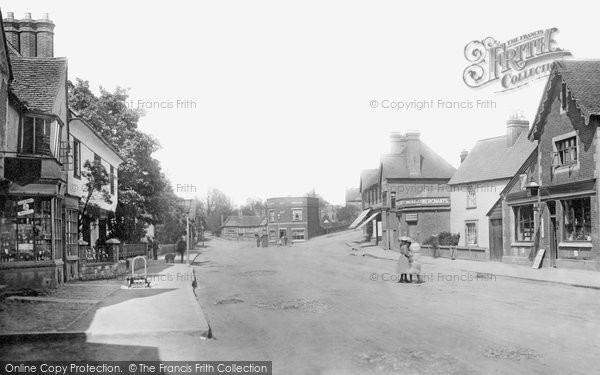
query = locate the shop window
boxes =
[563,198,591,241]
[466,186,476,208]
[552,136,577,167]
[269,229,277,240]
[465,221,477,246]
[0,197,53,262]
[292,209,302,221]
[391,191,396,209]
[292,229,305,240]
[514,205,534,241]
[18,116,61,157]
[66,209,78,257]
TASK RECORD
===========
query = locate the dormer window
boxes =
[18,116,61,157]
[560,82,568,114]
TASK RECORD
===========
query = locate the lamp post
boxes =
[525,177,542,262]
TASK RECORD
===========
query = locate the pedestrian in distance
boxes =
[256,233,260,247]
[396,236,411,283]
[409,242,424,284]
[152,237,159,260]
[176,236,187,263]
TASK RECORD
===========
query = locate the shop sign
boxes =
[397,197,450,207]
[17,209,34,217]
[17,198,34,206]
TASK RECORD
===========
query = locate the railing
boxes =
[78,245,116,263]
[119,243,148,260]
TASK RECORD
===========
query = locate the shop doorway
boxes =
[489,218,503,261]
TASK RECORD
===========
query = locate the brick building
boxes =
[448,114,537,261]
[503,60,600,271]
[353,132,456,249]
[266,197,321,242]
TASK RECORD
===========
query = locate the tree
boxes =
[203,188,234,236]
[305,188,329,207]
[78,160,112,230]
[240,198,266,216]
[336,205,361,224]
[69,79,185,242]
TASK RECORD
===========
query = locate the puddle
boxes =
[239,270,277,277]
[254,298,330,313]
[215,298,244,305]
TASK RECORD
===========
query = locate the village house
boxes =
[222,215,267,241]
[344,187,361,209]
[0,12,70,288]
[448,113,538,261]
[353,132,456,249]
[503,60,600,271]
[266,197,321,243]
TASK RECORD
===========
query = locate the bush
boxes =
[424,232,460,246]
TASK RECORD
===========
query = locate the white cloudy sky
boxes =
[3,1,599,205]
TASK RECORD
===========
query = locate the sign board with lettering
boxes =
[17,209,34,217]
[397,197,450,207]
[17,198,34,206]
[532,248,546,269]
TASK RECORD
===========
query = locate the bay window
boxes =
[18,116,61,157]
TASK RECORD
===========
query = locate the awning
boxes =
[356,212,381,230]
[349,208,371,229]
[8,183,58,196]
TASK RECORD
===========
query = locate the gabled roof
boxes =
[380,141,456,181]
[223,216,267,227]
[530,59,600,138]
[359,169,379,192]
[500,146,539,196]
[448,132,537,185]
[9,57,67,114]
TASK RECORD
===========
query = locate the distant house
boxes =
[222,215,267,241]
[448,114,537,261]
[345,188,361,209]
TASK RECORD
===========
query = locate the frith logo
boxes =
[463,28,571,92]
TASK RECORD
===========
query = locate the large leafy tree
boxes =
[78,160,111,230]
[69,79,184,242]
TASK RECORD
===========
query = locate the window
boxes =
[553,136,577,167]
[519,174,528,190]
[563,198,591,241]
[110,165,115,195]
[19,116,60,156]
[65,209,78,257]
[292,229,305,240]
[465,222,477,246]
[269,229,277,240]
[94,153,101,165]
[292,209,302,221]
[390,191,396,209]
[268,210,275,223]
[560,82,568,113]
[73,139,81,178]
[514,205,534,241]
[466,186,476,208]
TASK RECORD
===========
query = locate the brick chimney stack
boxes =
[405,131,421,177]
[506,111,529,147]
[460,149,469,163]
[2,12,55,57]
[389,132,407,154]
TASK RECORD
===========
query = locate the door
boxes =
[550,218,558,267]
[489,219,503,261]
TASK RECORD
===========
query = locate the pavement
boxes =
[1,254,210,343]
[349,241,600,289]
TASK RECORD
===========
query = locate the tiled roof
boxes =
[223,216,267,227]
[448,132,537,185]
[380,141,456,180]
[531,60,600,137]
[9,57,67,114]
[360,169,379,191]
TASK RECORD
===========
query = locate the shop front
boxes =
[0,189,65,288]
[393,196,451,245]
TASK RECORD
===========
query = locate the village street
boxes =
[2,230,600,374]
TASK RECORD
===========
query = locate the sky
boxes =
[3,0,599,206]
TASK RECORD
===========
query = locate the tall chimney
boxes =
[3,12,19,51]
[390,132,407,154]
[506,111,529,147]
[460,149,469,163]
[406,131,421,177]
[19,13,36,57]
[35,14,55,57]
